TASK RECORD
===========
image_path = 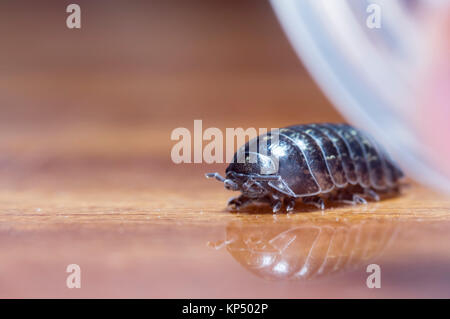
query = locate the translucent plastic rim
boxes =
[270,0,450,193]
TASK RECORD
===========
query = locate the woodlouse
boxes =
[206,123,404,213]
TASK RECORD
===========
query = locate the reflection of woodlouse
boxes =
[207,123,404,213]
[222,219,399,280]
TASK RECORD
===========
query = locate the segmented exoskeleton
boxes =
[206,123,403,213]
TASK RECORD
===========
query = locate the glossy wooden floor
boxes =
[0,0,449,298]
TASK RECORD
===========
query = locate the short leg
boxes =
[303,196,325,210]
[352,194,367,205]
[284,197,296,213]
[268,194,282,213]
[227,195,252,210]
[271,200,282,213]
[364,188,380,201]
[331,188,374,206]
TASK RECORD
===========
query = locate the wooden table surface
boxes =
[1,0,449,298]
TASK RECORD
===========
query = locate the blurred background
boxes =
[1,0,449,193]
[0,0,343,193]
[271,0,450,193]
[0,0,449,298]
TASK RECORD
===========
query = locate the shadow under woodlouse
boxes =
[223,187,404,215]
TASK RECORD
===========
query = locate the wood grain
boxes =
[0,0,449,298]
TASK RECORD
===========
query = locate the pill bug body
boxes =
[206,123,404,213]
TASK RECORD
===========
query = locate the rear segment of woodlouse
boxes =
[206,123,404,213]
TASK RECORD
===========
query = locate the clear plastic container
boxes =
[271,0,450,194]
